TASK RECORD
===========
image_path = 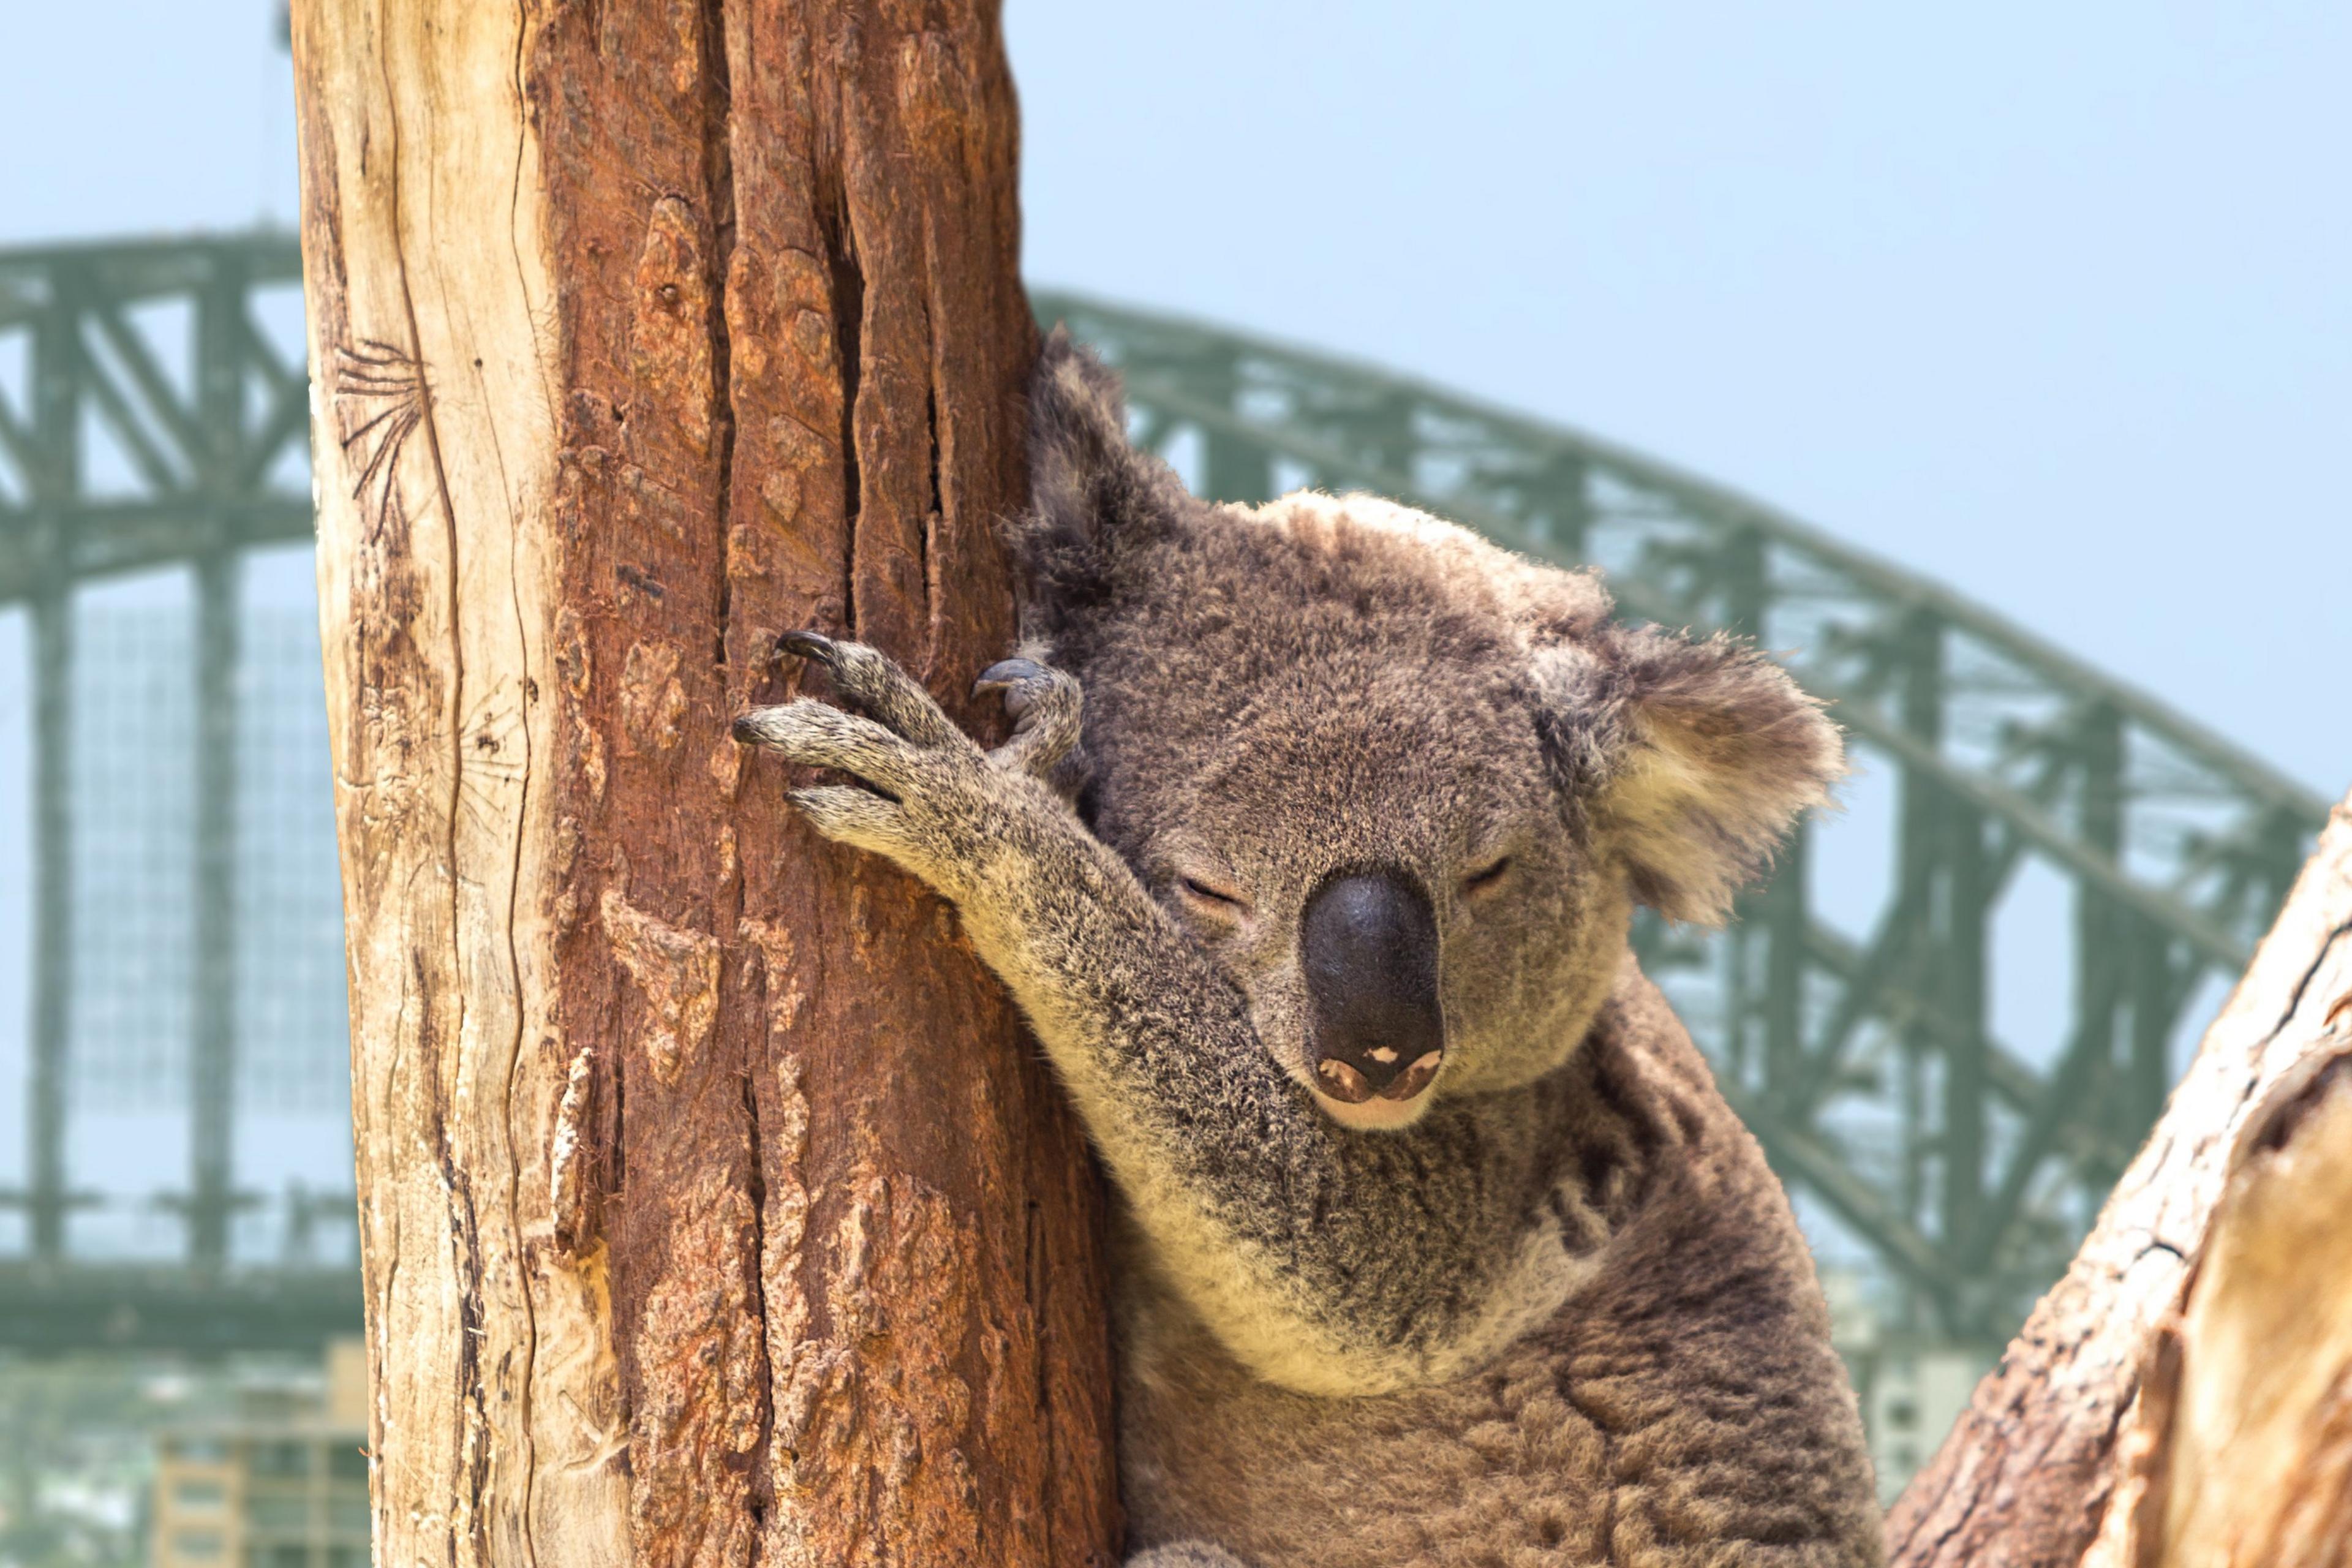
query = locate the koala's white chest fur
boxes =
[1121,1175,1608,1403]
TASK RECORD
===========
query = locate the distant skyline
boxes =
[1,0,2343,798]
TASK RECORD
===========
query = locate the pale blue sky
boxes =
[2,0,2340,792]
[1006,0,2350,796]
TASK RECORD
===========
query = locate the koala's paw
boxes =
[972,653,1082,778]
[731,632,1074,895]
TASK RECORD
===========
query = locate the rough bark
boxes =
[288,2,1120,1565]
[1888,789,2352,1568]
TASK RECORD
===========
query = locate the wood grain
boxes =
[290,2,1118,1562]
[2108,1054,2352,1567]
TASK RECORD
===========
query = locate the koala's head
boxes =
[1016,333,1843,1131]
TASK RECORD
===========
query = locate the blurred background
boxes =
[1,2,2344,1562]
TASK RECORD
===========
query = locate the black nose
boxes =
[1300,870,1445,1104]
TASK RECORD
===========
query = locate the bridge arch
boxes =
[0,234,2324,1350]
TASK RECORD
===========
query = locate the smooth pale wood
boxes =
[2104,1056,2352,1567]
[1888,791,2352,1568]
[289,7,600,1566]
[289,1,1120,1564]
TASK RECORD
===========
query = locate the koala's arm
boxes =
[734,638,1580,1397]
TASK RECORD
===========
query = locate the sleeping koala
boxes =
[733,334,1883,1567]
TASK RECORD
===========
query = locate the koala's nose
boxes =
[1300,871,1445,1105]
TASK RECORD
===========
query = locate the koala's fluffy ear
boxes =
[1014,328,1189,639]
[1537,627,1845,925]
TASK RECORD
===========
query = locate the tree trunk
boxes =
[1889,790,2352,1568]
[288,2,1120,1565]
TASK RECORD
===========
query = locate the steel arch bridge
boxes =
[0,233,2326,1352]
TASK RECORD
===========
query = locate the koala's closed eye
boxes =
[1177,873,1251,918]
[1461,856,1513,896]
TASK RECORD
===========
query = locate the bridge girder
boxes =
[0,238,2324,1351]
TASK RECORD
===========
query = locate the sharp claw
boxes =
[775,630,838,666]
[973,658,1045,694]
[975,658,1053,720]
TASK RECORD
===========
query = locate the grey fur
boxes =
[734,333,1881,1565]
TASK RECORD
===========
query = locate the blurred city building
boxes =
[148,1341,368,1568]
[1821,1268,1997,1505]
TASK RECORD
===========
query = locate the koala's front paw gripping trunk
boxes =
[737,635,1566,1392]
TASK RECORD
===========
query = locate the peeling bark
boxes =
[290,2,1119,1564]
[1888,791,2352,1568]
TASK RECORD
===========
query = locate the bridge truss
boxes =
[0,234,346,1349]
[0,235,2324,1351]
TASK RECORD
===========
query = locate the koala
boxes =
[732,333,1884,1567]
